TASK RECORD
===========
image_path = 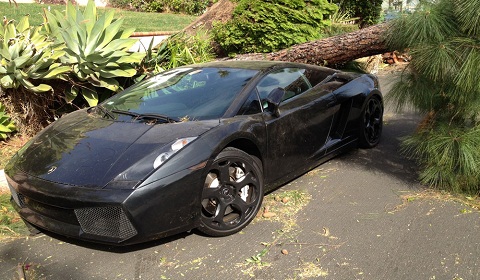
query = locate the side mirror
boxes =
[265,87,285,117]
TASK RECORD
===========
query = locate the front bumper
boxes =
[8,174,137,243]
[6,167,204,245]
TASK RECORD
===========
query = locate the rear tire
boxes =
[198,147,263,237]
[359,95,383,148]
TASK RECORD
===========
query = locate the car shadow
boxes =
[336,111,422,188]
[34,229,195,253]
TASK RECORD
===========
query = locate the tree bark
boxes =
[230,23,391,66]
[181,0,391,66]
[183,0,237,35]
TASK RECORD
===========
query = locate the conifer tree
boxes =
[385,0,480,193]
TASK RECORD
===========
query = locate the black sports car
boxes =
[6,61,383,245]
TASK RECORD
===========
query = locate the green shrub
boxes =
[134,30,214,83]
[212,0,338,55]
[325,23,358,36]
[109,0,131,9]
[157,31,214,70]
[334,0,383,27]
[0,102,15,140]
[324,10,359,36]
[132,0,211,15]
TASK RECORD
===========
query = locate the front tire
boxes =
[359,95,383,148]
[198,147,263,237]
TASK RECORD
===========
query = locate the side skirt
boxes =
[264,138,358,193]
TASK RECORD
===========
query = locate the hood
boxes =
[12,109,218,188]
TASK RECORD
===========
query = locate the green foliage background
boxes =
[129,0,211,15]
[385,0,480,194]
[334,0,383,27]
[135,31,214,81]
[212,0,338,54]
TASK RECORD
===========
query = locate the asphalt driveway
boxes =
[1,69,479,280]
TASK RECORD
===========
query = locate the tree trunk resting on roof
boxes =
[182,0,391,66]
[228,23,391,66]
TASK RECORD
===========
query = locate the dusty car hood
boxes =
[12,109,217,188]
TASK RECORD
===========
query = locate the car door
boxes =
[258,67,339,183]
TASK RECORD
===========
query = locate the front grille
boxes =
[75,206,137,241]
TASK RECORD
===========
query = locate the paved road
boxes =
[1,70,479,279]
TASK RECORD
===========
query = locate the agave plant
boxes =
[43,0,145,106]
[0,102,15,140]
[0,16,70,93]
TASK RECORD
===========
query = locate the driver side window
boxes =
[238,90,262,115]
[256,68,312,108]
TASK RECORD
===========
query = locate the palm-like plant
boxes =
[385,0,480,193]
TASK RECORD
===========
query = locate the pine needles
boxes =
[402,125,480,194]
[385,0,480,194]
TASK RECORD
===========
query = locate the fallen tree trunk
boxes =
[182,0,391,66]
[229,23,391,66]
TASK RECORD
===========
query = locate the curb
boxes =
[0,169,8,191]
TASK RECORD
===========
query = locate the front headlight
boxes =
[153,137,197,169]
[106,137,198,189]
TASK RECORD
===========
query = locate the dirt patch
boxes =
[0,135,29,169]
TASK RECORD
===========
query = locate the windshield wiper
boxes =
[94,105,114,119]
[111,109,179,123]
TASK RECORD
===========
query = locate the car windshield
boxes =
[102,67,259,121]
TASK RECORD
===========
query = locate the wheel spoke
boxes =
[211,200,229,224]
[202,186,222,199]
[231,172,256,192]
[234,193,257,213]
[212,161,232,184]
[203,199,231,229]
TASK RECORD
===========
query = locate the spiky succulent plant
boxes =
[0,15,69,93]
[0,102,15,140]
[43,0,145,106]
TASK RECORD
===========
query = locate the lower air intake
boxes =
[8,184,25,208]
[75,206,137,241]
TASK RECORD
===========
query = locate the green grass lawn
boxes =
[1,2,197,32]
[0,190,28,239]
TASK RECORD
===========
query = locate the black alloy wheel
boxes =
[359,96,383,148]
[199,147,263,236]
